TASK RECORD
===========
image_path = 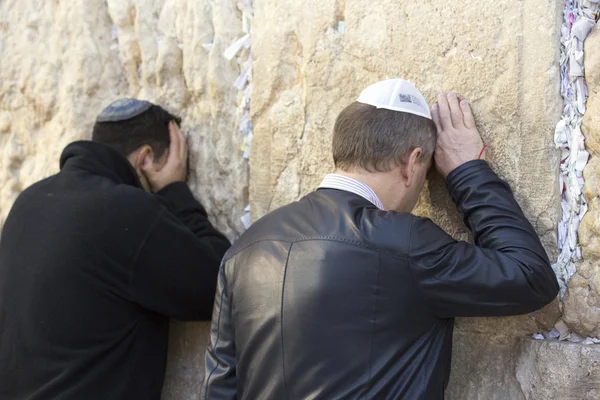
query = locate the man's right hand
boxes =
[431,92,485,178]
[142,121,189,193]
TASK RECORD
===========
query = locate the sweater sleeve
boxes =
[130,182,231,321]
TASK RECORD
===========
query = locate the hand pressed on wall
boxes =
[142,121,189,192]
[431,92,485,178]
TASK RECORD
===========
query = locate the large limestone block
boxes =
[569,26,600,338]
[0,0,248,397]
[582,28,600,156]
[162,322,211,399]
[580,27,600,260]
[250,0,562,250]
[249,0,563,332]
[563,267,600,337]
[0,0,249,238]
[0,0,128,218]
[446,331,528,400]
[515,338,600,399]
[250,0,563,396]
[448,333,600,400]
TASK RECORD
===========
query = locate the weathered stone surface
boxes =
[563,269,600,337]
[250,0,563,395]
[0,0,248,397]
[570,26,600,338]
[580,27,600,260]
[448,333,600,400]
[250,0,562,251]
[3,0,600,398]
[580,157,600,261]
[162,322,210,400]
[582,28,600,157]
[0,0,248,236]
[516,338,600,400]
[447,331,528,400]
[247,0,573,397]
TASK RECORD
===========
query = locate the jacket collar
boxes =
[318,174,385,210]
[59,141,142,188]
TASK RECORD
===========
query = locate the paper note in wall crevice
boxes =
[552,0,598,296]
[572,15,597,42]
[242,2,253,34]
[243,132,253,159]
[582,337,600,345]
[224,34,251,60]
[548,328,560,339]
[233,57,253,90]
[240,204,252,229]
[575,150,590,172]
[554,119,568,145]
[555,320,570,341]
[570,53,584,77]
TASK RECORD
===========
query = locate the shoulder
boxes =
[108,184,164,210]
[356,208,416,258]
[99,184,171,233]
[404,215,456,257]
[227,191,439,260]
[361,212,456,260]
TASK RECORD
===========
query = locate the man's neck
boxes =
[333,169,406,212]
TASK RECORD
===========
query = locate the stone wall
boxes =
[248,0,598,398]
[567,28,600,338]
[250,0,563,252]
[0,0,248,238]
[2,0,600,398]
[0,0,248,397]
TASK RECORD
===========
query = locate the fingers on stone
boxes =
[460,100,475,129]
[437,93,454,129]
[447,92,464,128]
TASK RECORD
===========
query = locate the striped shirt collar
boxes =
[318,174,385,210]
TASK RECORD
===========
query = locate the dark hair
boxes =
[332,102,436,172]
[92,105,181,159]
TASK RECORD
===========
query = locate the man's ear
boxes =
[403,147,423,187]
[128,145,155,175]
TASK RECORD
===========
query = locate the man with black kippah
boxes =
[0,99,231,399]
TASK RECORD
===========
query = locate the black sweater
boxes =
[0,141,231,399]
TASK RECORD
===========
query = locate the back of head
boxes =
[332,102,436,172]
[92,99,181,160]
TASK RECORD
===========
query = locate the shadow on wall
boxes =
[415,169,470,242]
[162,322,211,399]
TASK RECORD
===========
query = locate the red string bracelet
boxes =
[478,145,488,160]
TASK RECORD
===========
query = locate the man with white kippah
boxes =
[201,79,559,399]
[0,99,230,399]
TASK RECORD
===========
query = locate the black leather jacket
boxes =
[201,160,559,399]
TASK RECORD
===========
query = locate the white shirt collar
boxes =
[318,174,385,210]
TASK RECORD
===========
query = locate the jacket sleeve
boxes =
[201,263,237,400]
[130,182,231,321]
[407,160,559,318]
